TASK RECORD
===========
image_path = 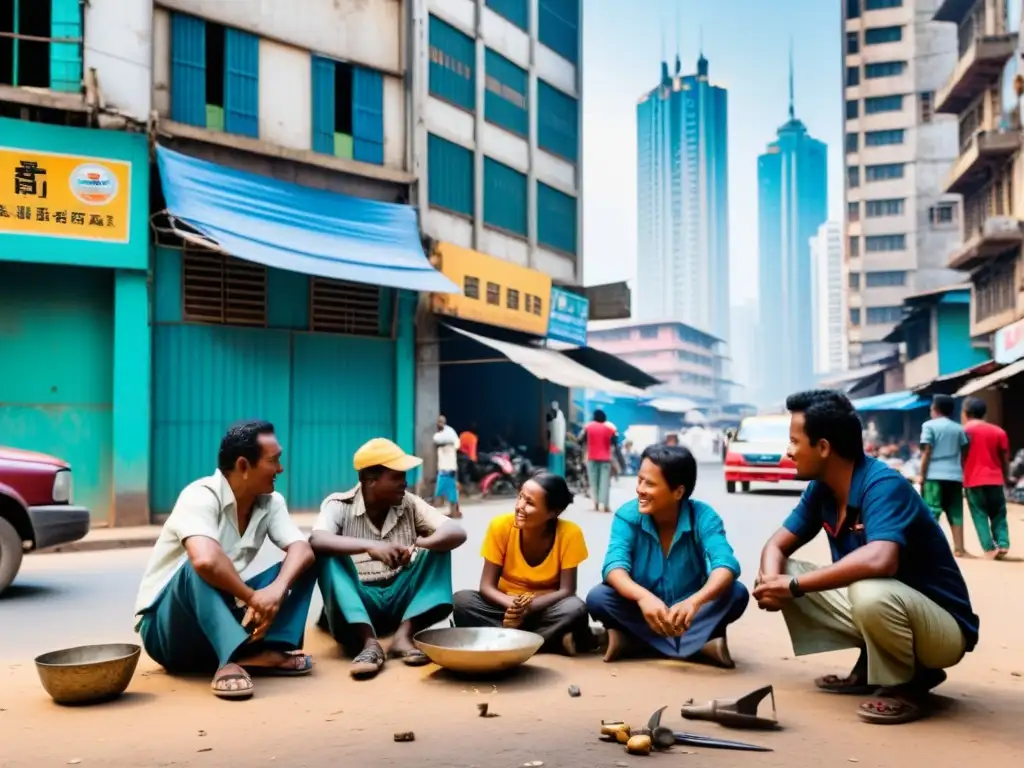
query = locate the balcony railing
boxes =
[936,33,1018,115]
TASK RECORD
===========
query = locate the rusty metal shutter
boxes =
[181,248,267,326]
[309,277,382,337]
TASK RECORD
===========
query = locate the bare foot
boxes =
[561,632,577,657]
[996,548,1009,560]
[603,628,627,663]
[985,549,1000,561]
[211,663,254,699]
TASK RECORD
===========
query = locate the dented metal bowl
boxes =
[35,643,141,705]
[414,627,544,674]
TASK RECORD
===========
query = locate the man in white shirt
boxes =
[433,414,461,517]
[310,438,467,680]
[134,420,317,700]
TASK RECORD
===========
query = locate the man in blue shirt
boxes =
[919,394,969,556]
[753,390,978,725]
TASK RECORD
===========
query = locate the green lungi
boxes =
[318,549,453,646]
[138,561,317,673]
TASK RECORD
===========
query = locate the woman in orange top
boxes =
[453,472,592,654]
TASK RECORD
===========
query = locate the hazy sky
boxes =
[581,0,842,303]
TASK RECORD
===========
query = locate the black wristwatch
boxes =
[789,577,805,598]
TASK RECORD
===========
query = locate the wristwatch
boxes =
[788,577,805,598]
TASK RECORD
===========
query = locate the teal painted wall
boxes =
[0,118,150,270]
[0,263,113,521]
[937,304,988,375]
[151,247,402,514]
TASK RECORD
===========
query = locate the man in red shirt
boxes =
[961,397,1011,560]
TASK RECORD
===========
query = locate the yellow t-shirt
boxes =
[480,513,588,595]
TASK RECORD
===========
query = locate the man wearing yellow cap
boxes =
[310,438,468,679]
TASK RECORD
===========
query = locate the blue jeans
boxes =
[586,581,749,659]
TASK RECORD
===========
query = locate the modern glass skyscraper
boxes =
[756,58,828,406]
[635,53,729,346]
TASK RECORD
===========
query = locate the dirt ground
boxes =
[3,522,1024,767]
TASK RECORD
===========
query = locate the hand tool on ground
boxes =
[644,705,773,752]
[680,684,781,730]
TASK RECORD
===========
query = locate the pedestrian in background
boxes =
[961,397,1011,560]
[919,395,969,557]
[433,415,461,518]
[547,401,567,477]
[579,409,616,512]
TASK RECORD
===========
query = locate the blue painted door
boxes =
[151,325,396,515]
[224,28,260,138]
[170,13,207,127]
[311,56,336,155]
[352,67,384,165]
[0,264,113,521]
[50,0,83,92]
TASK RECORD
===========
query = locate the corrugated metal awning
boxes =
[446,325,646,397]
[955,359,1024,397]
[155,145,458,294]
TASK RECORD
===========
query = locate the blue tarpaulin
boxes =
[852,390,929,412]
[155,146,459,293]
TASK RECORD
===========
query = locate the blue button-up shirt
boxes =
[783,456,978,651]
[601,498,741,605]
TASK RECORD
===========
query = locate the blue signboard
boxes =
[547,287,589,345]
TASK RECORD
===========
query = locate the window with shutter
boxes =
[181,248,267,326]
[309,277,382,337]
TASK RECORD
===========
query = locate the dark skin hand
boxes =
[184,535,315,642]
[309,524,467,568]
[754,526,899,610]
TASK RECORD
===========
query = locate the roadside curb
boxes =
[38,528,315,555]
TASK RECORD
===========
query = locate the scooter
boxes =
[479,451,518,498]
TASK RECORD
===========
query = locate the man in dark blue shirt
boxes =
[753,390,978,725]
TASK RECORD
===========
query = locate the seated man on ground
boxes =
[310,438,467,680]
[753,390,979,725]
[586,445,747,667]
[134,420,317,700]
[453,472,593,655]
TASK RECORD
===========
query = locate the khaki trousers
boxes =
[780,560,966,687]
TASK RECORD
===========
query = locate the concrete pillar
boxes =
[111,268,151,526]
[395,290,418,486]
[414,303,441,494]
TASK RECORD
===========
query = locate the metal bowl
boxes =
[35,643,141,705]
[413,627,544,674]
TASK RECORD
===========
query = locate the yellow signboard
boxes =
[431,242,552,336]
[0,146,132,243]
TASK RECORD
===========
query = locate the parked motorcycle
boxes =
[565,439,588,496]
[479,444,535,498]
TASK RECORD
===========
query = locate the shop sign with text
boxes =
[431,242,551,336]
[994,316,1024,364]
[547,287,589,346]
[0,147,131,243]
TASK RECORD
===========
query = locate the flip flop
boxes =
[388,647,431,667]
[211,668,255,700]
[815,674,876,695]
[350,644,386,679]
[245,653,313,677]
[857,695,924,725]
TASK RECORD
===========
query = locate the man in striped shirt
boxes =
[310,438,467,680]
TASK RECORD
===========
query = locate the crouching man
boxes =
[311,438,467,680]
[134,421,317,700]
[754,391,979,725]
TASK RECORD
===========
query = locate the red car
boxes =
[0,447,91,594]
[723,415,802,493]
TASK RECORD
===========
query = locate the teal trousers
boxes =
[318,550,453,649]
[139,561,316,673]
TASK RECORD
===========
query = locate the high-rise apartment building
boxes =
[810,221,850,375]
[635,53,730,345]
[843,0,962,365]
[756,62,828,406]
[932,0,1022,344]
